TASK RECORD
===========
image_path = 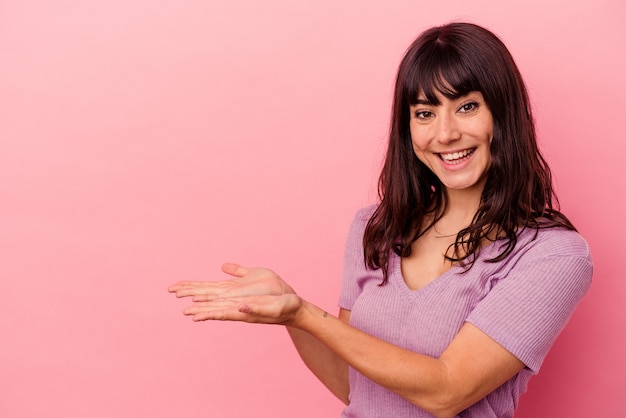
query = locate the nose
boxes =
[436,112,460,144]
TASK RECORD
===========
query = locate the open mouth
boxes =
[438,148,476,165]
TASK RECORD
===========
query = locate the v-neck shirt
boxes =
[338,206,592,418]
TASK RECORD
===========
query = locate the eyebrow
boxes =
[412,92,477,107]
[413,99,433,105]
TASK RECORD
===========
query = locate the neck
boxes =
[446,188,481,217]
[436,182,485,234]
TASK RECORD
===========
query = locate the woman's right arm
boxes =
[286,308,351,404]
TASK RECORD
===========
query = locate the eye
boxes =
[458,102,479,113]
[414,110,434,120]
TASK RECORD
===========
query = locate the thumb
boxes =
[237,302,278,319]
[221,262,250,278]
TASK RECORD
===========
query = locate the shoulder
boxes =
[344,204,378,246]
[516,226,592,262]
[343,205,380,255]
[347,205,378,236]
[353,204,378,224]
[481,226,593,297]
[491,226,594,297]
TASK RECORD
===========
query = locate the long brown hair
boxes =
[364,22,575,283]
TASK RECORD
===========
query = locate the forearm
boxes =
[287,325,350,404]
[292,301,457,417]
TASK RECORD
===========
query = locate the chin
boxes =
[442,179,484,192]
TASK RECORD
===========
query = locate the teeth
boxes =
[440,149,473,163]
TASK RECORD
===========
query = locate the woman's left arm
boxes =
[170,264,524,418]
[294,300,524,418]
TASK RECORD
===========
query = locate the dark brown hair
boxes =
[364,22,575,283]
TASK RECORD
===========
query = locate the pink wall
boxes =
[1,1,624,416]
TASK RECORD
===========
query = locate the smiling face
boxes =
[409,90,494,195]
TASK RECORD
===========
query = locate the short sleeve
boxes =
[338,207,375,310]
[467,231,593,373]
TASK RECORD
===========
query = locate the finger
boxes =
[221,263,250,278]
[184,300,255,322]
[191,309,251,322]
[191,304,281,323]
[168,282,190,292]
[192,293,229,302]
[168,281,214,293]
[192,294,210,302]
[171,282,230,299]
[183,299,238,314]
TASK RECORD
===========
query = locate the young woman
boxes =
[169,22,592,418]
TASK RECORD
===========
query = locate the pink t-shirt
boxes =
[339,207,593,418]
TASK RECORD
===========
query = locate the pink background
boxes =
[1,1,624,417]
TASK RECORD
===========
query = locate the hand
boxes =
[168,263,302,325]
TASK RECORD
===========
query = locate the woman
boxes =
[169,22,592,417]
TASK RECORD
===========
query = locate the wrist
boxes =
[288,299,328,330]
